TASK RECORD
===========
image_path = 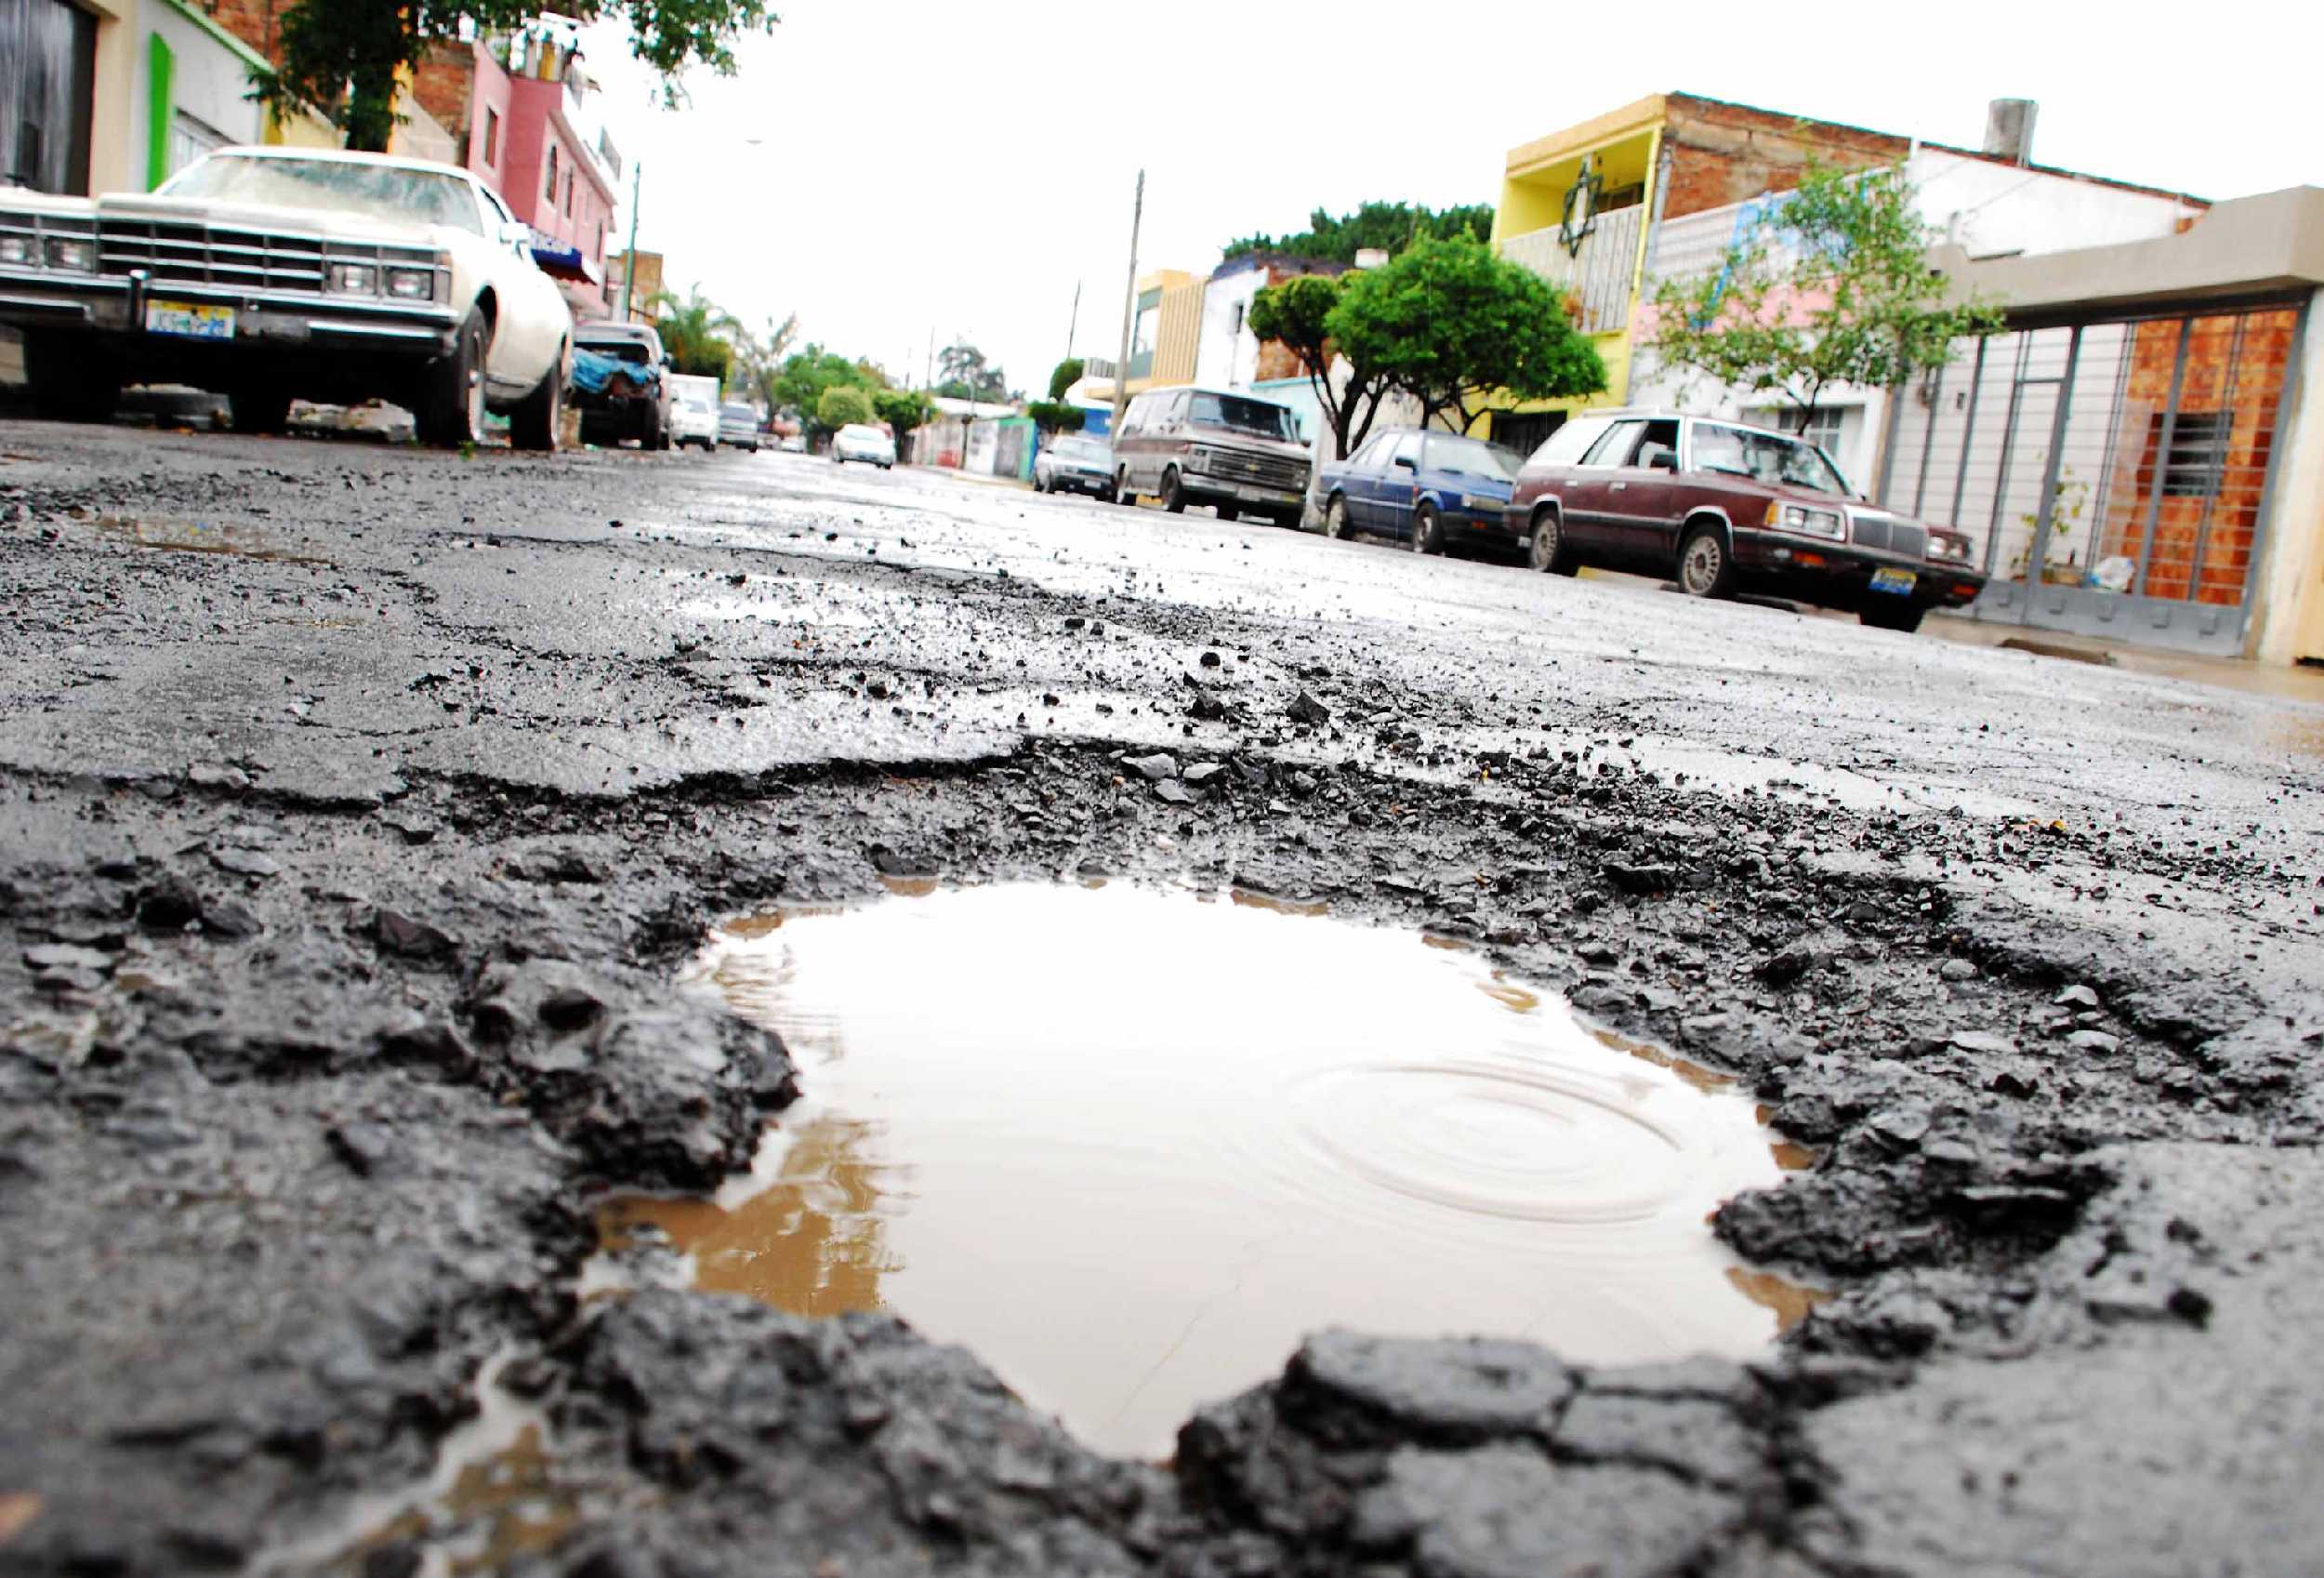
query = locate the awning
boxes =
[529,237,602,285]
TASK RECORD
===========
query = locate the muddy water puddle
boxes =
[95,512,328,565]
[603,882,1811,1459]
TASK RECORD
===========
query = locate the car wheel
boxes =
[1528,507,1576,575]
[1115,468,1135,505]
[1410,500,1444,555]
[1161,467,1187,513]
[22,331,122,424]
[508,345,565,452]
[1860,603,1928,634]
[1324,495,1354,540]
[416,308,488,448]
[1677,523,1736,599]
[228,386,293,436]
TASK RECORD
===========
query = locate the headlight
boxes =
[384,266,434,300]
[44,236,94,272]
[1926,532,1973,563]
[325,262,377,295]
[1459,493,1502,511]
[1765,501,1845,541]
[0,234,32,266]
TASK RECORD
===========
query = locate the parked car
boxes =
[666,374,720,450]
[832,423,895,468]
[1508,409,1987,632]
[0,146,571,447]
[1313,427,1523,554]
[779,433,807,453]
[719,401,763,451]
[1034,433,1115,498]
[573,321,670,449]
[1111,384,1309,526]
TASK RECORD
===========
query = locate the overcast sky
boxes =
[575,0,2316,397]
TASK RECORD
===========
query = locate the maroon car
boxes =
[1508,409,1986,632]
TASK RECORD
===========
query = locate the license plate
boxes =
[1868,567,1917,596]
[1238,484,1292,503]
[145,300,235,340]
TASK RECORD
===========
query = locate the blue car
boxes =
[1311,427,1524,555]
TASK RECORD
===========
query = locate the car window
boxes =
[1388,432,1423,468]
[1532,417,1608,468]
[1346,433,1393,469]
[1580,419,1644,468]
[1122,396,1150,434]
[1422,433,1518,483]
[1691,422,1849,496]
[1631,418,1681,471]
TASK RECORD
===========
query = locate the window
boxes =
[563,170,574,217]
[1349,432,1397,469]
[1581,419,1645,467]
[1631,418,1680,471]
[167,111,229,181]
[1753,405,1845,457]
[2151,410,2228,497]
[1388,432,1423,468]
[1691,423,1850,496]
[482,107,500,166]
[1531,415,1609,468]
[545,144,558,200]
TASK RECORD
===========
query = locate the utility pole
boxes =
[615,158,643,321]
[924,325,935,392]
[1063,279,1081,374]
[1110,169,1143,433]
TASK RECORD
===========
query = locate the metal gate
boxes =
[1,0,97,194]
[1878,300,2307,656]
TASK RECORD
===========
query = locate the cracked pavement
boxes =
[3,421,2322,1576]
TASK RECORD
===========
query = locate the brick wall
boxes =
[1660,95,1910,220]
[410,42,479,157]
[200,0,294,66]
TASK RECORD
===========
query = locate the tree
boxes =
[650,285,742,380]
[1047,358,1085,402]
[733,312,800,413]
[1332,232,1606,434]
[770,346,865,433]
[936,342,1007,404]
[1222,200,1496,265]
[1645,160,2004,435]
[1248,272,1392,461]
[1024,401,1084,436]
[253,1,780,154]
[814,385,876,432]
[872,388,931,453]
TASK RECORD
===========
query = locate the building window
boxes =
[563,171,574,217]
[482,107,499,166]
[545,144,558,200]
[2151,409,2228,497]
[168,110,228,181]
[1757,405,1846,455]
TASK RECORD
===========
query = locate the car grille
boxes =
[96,219,439,296]
[1848,512,1927,560]
[1202,448,1306,490]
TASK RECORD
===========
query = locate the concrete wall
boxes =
[1195,268,1264,391]
[2252,288,2324,667]
[1907,149,2200,259]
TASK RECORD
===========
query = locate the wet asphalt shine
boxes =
[3,418,2323,1577]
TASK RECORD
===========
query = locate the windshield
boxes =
[159,154,483,236]
[1422,433,1519,484]
[721,404,755,420]
[1053,437,1108,461]
[580,338,653,365]
[1691,423,1850,497]
[840,425,887,441]
[1189,391,1297,443]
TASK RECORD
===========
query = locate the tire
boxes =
[1115,468,1135,505]
[1528,507,1576,575]
[508,345,565,452]
[229,386,293,436]
[1410,500,1444,555]
[22,331,121,424]
[1860,602,1928,634]
[1677,523,1736,599]
[416,308,487,448]
[1325,495,1354,540]
[1161,467,1187,513]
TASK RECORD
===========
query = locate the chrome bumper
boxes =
[0,268,460,354]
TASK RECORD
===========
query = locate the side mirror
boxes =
[1648,449,1678,472]
[500,220,533,247]
[1392,455,1419,471]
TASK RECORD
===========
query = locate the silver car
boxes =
[1035,433,1115,499]
[718,401,761,451]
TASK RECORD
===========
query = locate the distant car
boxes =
[832,423,894,469]
[1508,409,1987,632]
[1313,428,1521,554]
[1035,433,1115,498]
[719,401,762,451]
[666,373,720,450]
[0,145,571,447]
[573,321,670,449]
[1111,384,1309,526]
[779,433,806,453]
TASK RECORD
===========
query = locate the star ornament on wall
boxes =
[1560,153,1604,259]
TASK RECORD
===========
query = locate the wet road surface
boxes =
[3,422,2322,1576]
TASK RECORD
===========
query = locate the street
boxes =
[5,420,2323,1576]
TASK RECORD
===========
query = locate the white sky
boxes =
[575,0,2318,397]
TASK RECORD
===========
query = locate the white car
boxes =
[832,422,895,469]
[667,374,720,450]
[0,146,572,448]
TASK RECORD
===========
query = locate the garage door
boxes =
[1,0,97,195]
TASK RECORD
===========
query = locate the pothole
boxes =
[94,512,328,564]
[600,882,1815,1458]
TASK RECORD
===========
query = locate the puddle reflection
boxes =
[606,883,1807,1458]
[96,512,326,564]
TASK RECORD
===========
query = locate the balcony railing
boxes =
[1498,204,1644,336]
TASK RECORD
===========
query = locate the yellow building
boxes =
[1084,269,1204,404]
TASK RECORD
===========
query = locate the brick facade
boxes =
[410,42,480,159]
[199,0,293,64]
[1658,95,1909,220]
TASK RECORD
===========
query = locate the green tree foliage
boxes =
[1047,358,1085,402]
[772,346,871,439]
[732,312,800,414]
[1024,401,1085,435]
[814,384,876,431]
[1646,161,2004,433]
[872,388,931,446]
[1223,200,1495,265]
[1332,233,1606,433]
[649,285,742,380]
[936,342,1008,404]
[255,1,780,153]
[1248,272,1391,459]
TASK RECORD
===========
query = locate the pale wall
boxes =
[2252,287,2324,666]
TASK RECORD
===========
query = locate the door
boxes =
[1372,431,1424,535]
[0,0,97,195]
[1604,417,1683,564]
[1558,418,1646,550]
[1335,431,1393,526]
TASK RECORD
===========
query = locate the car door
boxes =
[1558,418,1645,550]
[471,181,566,397]
[1335,431,1391,526]
[1600,417,1683,565]
[1374,431,1424,536]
